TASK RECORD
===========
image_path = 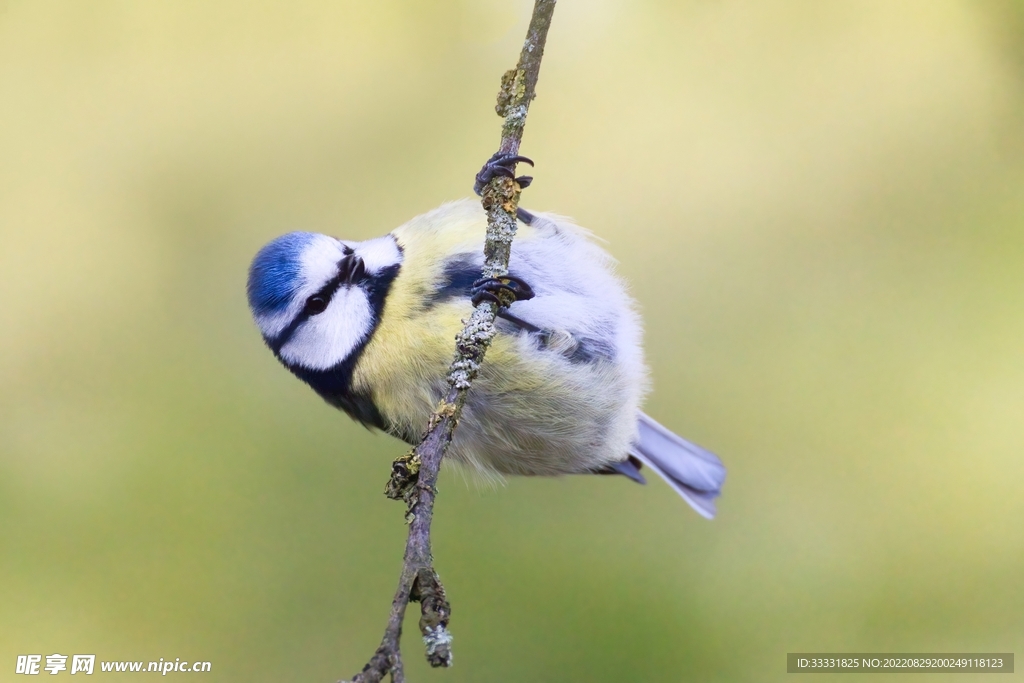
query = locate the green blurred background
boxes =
[2,1,1023,681]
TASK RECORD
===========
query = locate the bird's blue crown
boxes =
[247,231,317,316]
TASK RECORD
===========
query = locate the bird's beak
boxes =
[338,254,366,284]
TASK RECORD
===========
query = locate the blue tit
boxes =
[246,186,726,517]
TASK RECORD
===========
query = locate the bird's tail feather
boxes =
[629,412,726,519]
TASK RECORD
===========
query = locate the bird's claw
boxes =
[474,152,535,196]
[471,275,535,308]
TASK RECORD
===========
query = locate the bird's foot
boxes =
[473,152,534,196]
[471,274,535,307]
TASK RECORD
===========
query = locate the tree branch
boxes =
[343,2,556,682]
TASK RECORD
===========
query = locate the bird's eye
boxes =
[304,295,328,315]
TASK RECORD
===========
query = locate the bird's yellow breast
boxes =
[348,200,542,436]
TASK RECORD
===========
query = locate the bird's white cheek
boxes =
[355,235,402,274]
[278,289,373,370]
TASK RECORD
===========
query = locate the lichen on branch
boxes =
[344,2,557,682]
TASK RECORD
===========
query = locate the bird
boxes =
[246,154,726,517]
